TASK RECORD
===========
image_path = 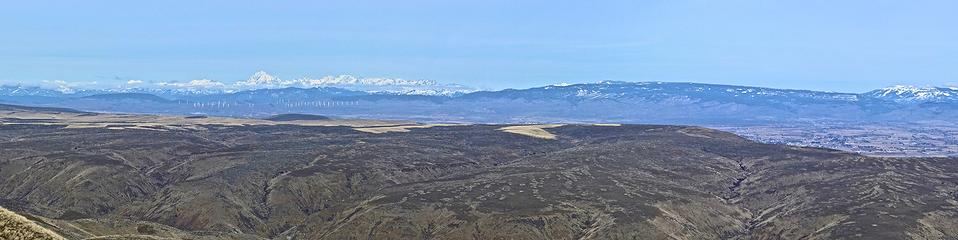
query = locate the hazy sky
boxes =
[1,0,955,92]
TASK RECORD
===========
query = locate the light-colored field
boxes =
[352,124,465,134]
[497,124,565,139]
[0,206,65,240]
[592,123,622,127]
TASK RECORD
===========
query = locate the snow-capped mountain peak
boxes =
[866,85,957,102]
[876,85,933,96]
[240,70,282,86]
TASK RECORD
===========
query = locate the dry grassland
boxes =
[497,124,565,139]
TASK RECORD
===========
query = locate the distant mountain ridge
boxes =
[4,81,952,102]
[0,81,955,124]
[81,93,172,103]
[864,85,958,102]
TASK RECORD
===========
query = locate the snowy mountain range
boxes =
[144,71,475,96]
[0,80,956,124]
[863,85,958,103]
[6,71,475,97]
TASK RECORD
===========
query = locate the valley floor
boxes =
[716,121,958,157]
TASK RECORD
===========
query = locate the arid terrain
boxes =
[1,104,958,239]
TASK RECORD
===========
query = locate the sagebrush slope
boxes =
[0,115,956,239]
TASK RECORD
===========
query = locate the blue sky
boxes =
[1,0,955,92]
